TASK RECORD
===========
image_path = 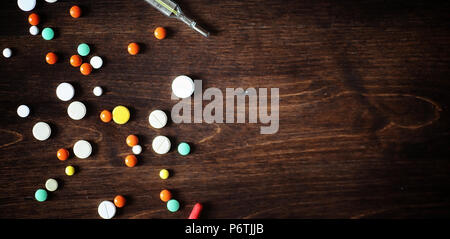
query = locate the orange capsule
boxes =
[70,6,82,18]
[100,110,112,123]
[114,195,126,208]
[46,52,58,65]
[126,135,139,147]
[70,55,82,67]
[160,189,172,202]
[80,63,93,75]
[125,155,137,167]
[57,148,69,161]
[127,43,139,55]
[154,27,166,40]
[28,13,40,26]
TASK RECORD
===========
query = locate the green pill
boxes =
[42,28,54,40]
[77,43,90,56]
[177,142,190,156]
[167,199,180,212]
[35,189,48,202]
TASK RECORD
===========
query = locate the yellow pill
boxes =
[65,166,75,176]
[112,106,130,124]
[159,169,169,179]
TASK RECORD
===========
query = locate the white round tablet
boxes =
[32,122,51,141]
[132,145,142,155]
[17,105,30,118]
[17,0,36,12]
[152,135,171,154]
[56,82,75,101]
[29,25,39,35]
[93,86,103,96]
[67,101,86,120]
[45,0,58,3]
[3,48,12,58]
[172,75,195,98]
[45,178,58,192]
[98,201,116,219]
[73,140,92,159]
[148,110,167,129]
[90,56,103,69]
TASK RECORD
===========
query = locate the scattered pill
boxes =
[42,27,55,40]
[28,13,39,25]
[167,199,180,212]
[57,148,69,161]
[46,52,58,64]
[93,86,103,96]
[188,203,203,219]
[77,43,90,56]
[45,0,57,3]
[29,25,39,35]
[132,145,142,155]
[126,135,139,147]
[90,56,103,69]
[177,142,191,156]
[148,110,168,129]
[3,48,12,58]
[154,27,166,40]
[70,55,82,67]
[98,201,116,219]
[114,195,126,208]
[65,165,75,176]
[32,122,51,141]
[17,105,30,118]
[18,0,36,12]
[67,101,87,120]
[112,106,130,124]
[100,110,112,123]
[56,82,75,101]
[125,154,137,167]
[45,178,58,192]
[159,169,169,180]
[152,136,171,154]
[34,188,47,202]
[70,5,81,18]
[73,140,92,159]
[127,42,139,55]
[80,63,93,75]
[160,189,172,202]
[172,75,195,98]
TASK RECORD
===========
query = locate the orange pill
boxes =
[160,189,172,202]
[28,13,39,26]
[125,155,137,167]
[70,6,82,18]
[154,27,166,40]
[80,63,93,75]
[57,148,69,161]
[70,55,82,67]
[114,195,126,208]
[46,52,58,65]
[127,43,139,55]
[100,110,112,123]
[126,135,139,147]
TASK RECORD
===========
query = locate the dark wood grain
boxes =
[1,0,450,219]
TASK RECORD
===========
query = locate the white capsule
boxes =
[29,25,39,35]
[152,135,171,154]
[93,86,103,96]
[45,178,58,192]
[17,0,36,12]
[17,105,30,118]
[172,75,194,98]
[45,0,58,3]
[132,145,142,155]
[3,48,12,58]
[148,110,167,129]
[90,56,103,69]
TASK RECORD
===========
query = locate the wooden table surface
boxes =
[1,0,450,219]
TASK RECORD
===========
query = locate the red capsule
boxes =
[188,203,203,219]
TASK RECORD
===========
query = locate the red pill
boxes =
[46,52,58,64]
[28,13,40,26]
[57,148,69,161]
[188,203,203,219]
[80,63,92,75]
[70,6,82,18]
[114,195,126,208]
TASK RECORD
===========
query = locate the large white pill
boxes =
[90,56,103,69]
[17,0,36,11]
[98,201,116,219]
[132,145,142,155]
[45,178,58,192]
[73,140,92,159]
[56,82,75,101]
[32,122,51,141]
[93,86,103,96]
[3,48,12,58]
[148,110,167,129]
[172,75,194,98]
[17,105,30,118]
[29,25,39,35]
[152,135,171,154]
[67,101,86,120]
